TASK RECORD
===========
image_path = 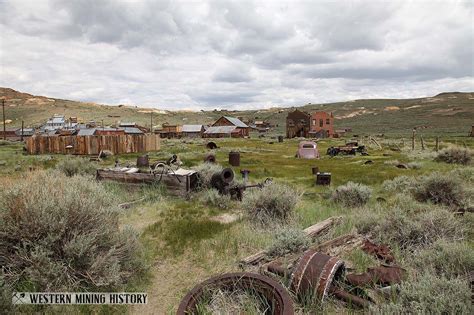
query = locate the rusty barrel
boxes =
[204,153,216,163]
[278,135,284,143]
[177,272,294,315]
[136,155,149,167]
[312,166,319,175]
[229,151,240,166]
[289,250,345,303]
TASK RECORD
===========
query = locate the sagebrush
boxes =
[435,147,472,165]
[413,172,466,207]
[267,228,310,258]
[55,157,96,177]
[200,189,232,210]
[242,183,300,223]
[192,162,224,189]
[0,171,146,293]
[331,181,372,207]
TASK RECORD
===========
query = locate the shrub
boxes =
[355,206,465,249]
[331,182,372,207]
[192,162,224,189]
[242,183,300,223]
[413,173,466,207]
[55,157,96,177]
[0,140,11,146]
[435,147,472,165]
[449,167,474,184]
[0,171,146,293]
[373,273,472,314]
[412,240,474,278]
[267,228,310,258]
[407,161,422,169]
[200,189,232,210]
[382,176,416,193]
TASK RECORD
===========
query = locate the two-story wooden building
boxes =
[286,109,311,138]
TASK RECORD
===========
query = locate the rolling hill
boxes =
[1,87,473,136]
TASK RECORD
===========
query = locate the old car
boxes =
[296,141,320,159]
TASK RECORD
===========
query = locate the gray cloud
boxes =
[0,0,472,110]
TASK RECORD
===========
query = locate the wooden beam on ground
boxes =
[240,216,342,266]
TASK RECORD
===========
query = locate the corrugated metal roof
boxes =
[123,127,144,134]
[77,128,97,136]
[223,116,248,128]
[204,126,237,134]
[182,125,203,132]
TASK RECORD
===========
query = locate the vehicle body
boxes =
[296,141,320,159]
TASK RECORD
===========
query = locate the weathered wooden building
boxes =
[158,123,182,138]
[286,109,311,138]
[182,125,205,138]
[212,116,249,137]
[25,134,160,155]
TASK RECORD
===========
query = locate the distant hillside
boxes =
[1,87,473,136]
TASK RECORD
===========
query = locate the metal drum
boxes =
[289,250,345,303]
[229,151,240,166]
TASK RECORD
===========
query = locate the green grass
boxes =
[1,135,473,313]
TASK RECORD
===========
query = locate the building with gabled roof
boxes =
[212,116,249,137]
[182,124,205,138]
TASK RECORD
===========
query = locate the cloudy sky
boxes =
[0,0,472,110]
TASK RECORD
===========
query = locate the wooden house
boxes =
[182,125,205,138]
[159,123,182,138]
[212,116,249,137]
[286,109,311,138]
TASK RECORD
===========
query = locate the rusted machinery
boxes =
[177,272,294,315]
[327,141,367,157]
[266,250,370,308]
[210,168,272,200]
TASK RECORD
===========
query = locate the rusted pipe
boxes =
[329,287,370,308]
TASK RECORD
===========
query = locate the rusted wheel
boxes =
[177,272,294,315]
[289,250,345,303]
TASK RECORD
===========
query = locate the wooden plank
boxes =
[240,216,342,265]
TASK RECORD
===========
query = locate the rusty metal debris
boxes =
[346,265,406,287]
[211,168,272,200]
[229,151,240,166]
[177,272,294,315]
[136,154,149,167]
[311,166,319,175]
[327,142,367,157]
[361,239,395,263]
[204,153,216,163]
[206,141,218,149]
[316,172,331,185]
[289,250,345,303]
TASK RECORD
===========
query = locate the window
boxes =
[326,119,330,125]
[312,119,316,125]
[319,119,323,127]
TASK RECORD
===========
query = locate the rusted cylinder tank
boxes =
[289,250,345,303]
[312,166,319,175]
[229,151,240,166]
[136,155,149,167]
[278,135,284,143]
[177,272,294,315]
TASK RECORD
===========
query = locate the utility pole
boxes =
[150,111,153,134]
[2,98,5,140]
[21,120,24,141]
